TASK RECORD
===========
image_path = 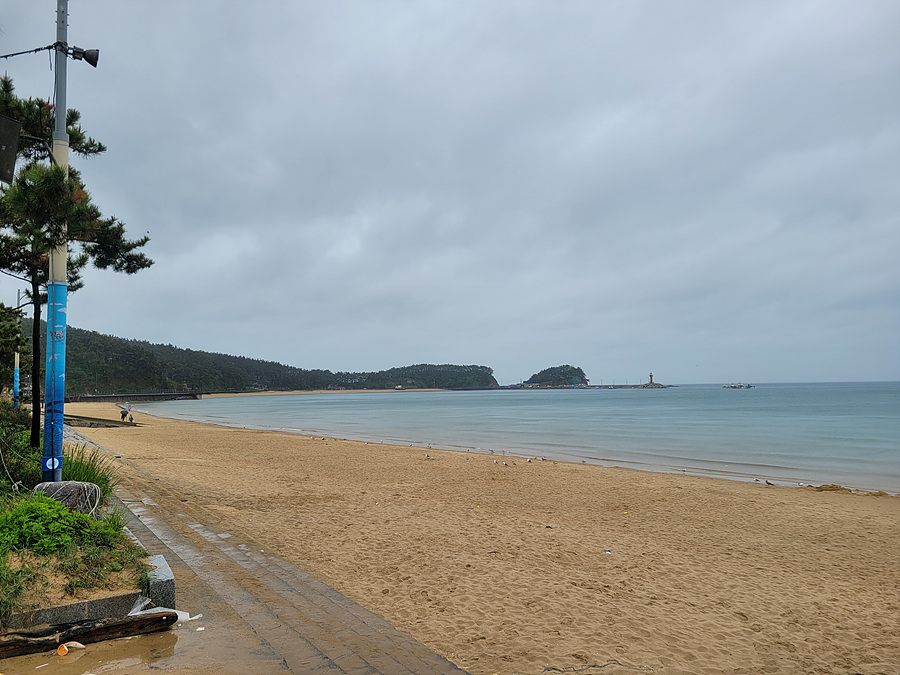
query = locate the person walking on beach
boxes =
[120,408,128,422]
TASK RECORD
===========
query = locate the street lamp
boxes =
[70,47,99,68]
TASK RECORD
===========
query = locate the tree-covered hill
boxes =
[525,365,588,387]
[22,320,499,394]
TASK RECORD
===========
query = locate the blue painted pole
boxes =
[13,288,20,408]
[42,0,69,482]
[43,284,66,480]
[13,352,19,408]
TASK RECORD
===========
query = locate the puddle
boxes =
[1,630,177,674]
[0,618,286,674]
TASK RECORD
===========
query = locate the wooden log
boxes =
[0,611,178,658]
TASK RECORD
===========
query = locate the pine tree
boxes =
[0,76,152,446]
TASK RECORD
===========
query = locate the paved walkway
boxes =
[119,480,468,674]
[8,428,470,675]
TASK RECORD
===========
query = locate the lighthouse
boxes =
[649,372,654,384]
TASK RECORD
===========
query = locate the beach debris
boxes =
[131,605,202,622]
[32,481,103,516]
[0,612,178,658]
[57,641,86,655]
[813,483,852,492]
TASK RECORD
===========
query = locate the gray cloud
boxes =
[3,0,898,384]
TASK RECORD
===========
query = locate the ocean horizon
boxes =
[134,381,900,494]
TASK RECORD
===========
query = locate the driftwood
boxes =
[0,611,178,658]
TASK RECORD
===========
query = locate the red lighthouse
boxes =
[649,372,653,384]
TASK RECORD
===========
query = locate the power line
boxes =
[0,44,56,61]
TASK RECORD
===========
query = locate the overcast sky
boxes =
[2,1,898,385]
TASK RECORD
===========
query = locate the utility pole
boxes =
[43,0,70,482]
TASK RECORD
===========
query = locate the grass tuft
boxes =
[63,443,119,499]
[0,553,48,621]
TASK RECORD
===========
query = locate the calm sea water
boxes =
[134,382,900,493]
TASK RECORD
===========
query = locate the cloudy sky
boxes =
[2,1,898,385]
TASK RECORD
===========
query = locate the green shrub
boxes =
[0,435,41,495]
[0,400,32,429]
[0,494,124,555]
[0,402,39,495]
[0,496,148,628]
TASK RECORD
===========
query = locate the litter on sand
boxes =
[57,641,86,655]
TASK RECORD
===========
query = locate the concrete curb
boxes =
[6,553,175,630]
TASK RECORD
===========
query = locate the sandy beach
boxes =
[63,401,900,675]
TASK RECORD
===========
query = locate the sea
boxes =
[133,382,900,494]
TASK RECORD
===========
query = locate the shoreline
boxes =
[207,388,447,397]
[63,402,900,674]
[134,416,894,495]
[127,394,898,496]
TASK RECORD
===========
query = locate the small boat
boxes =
[722,383,753,389]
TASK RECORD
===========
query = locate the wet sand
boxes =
[61,401,900,674]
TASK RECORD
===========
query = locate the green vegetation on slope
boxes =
[23,320,499,394]
[525,364,588,387]
[0,403,147,627]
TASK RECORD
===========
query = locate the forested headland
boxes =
[21,320,499,394]
[524,365,589,387]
